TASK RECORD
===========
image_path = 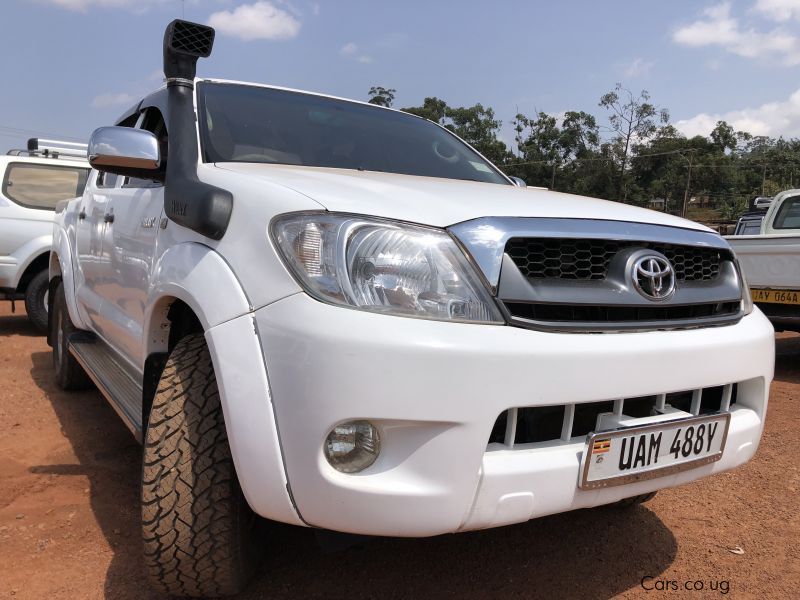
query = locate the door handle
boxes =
[78,209,86,220]
[104,213,115,224]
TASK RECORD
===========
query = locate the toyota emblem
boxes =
[632,254,676,301]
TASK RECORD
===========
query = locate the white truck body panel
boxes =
[727,234,800,290]
[215,162,713,232]
[52,77,774,538]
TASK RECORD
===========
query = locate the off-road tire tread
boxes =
[141,334,259,598]
[25,270,49,332]
[52,283,91,390]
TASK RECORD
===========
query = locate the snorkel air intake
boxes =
[163,20,232,240]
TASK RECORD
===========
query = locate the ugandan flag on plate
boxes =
[592,438,611,454]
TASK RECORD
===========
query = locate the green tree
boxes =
[710,121,737,153]
[511,112,561,187]
[377,83,800,218]
[445,103,509,164]
[402,98,510,164]
[599,84,669,201]
[367,86,396,107]
[559,111,600,160]
[508,110,601,189]
[402,97,447,123]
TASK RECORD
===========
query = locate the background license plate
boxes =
[579,413,730,489]
[751,288,800,305]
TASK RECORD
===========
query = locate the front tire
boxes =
[51,282,91,390]
[25,270,49,333]
[141,334,262,598]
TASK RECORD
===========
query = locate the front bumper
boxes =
[755,302,800,332]
[253,293,774,536]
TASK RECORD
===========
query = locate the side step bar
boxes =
[69,337,144,442]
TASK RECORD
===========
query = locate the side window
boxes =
[773,197,800,230]
[96,171,120,189]
[124,107,167,189]
[117,113,139,128]
[2,163,90,210]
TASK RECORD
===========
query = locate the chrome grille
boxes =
[448,217,745,332]
[506,238,722,282]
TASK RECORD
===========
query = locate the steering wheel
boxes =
[432,141,460,164]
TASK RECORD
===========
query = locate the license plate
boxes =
[579,413,730,489]
[751,288,800,305]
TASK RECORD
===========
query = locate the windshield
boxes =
[197,82,509,185]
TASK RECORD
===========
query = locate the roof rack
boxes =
[6,138,88,160]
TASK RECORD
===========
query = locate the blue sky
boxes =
[3,0,800,153]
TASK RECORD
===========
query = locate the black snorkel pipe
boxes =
[162,20,232,240]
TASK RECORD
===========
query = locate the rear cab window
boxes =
[2,163,89,210]
[773,196,800,230]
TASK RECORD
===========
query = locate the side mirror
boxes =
[509,176,527,187]
[88,126,163,181]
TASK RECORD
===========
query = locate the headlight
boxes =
[736,259,754,315]
[272,213,503,323]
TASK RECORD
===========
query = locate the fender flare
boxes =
[143,242,251,354]
[50,227,88,330]
[143,242,302,524]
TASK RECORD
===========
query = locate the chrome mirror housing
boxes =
[509,176,527,187]
[88,126,161,178]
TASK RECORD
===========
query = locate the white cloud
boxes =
[91,92,136,108]
[147,69,165,83]
[340,41,373,64]
[41,0,171,11]
[623,57,654,78]
[753,0,800,21]
[340,42,358,56]
[208,2,301,41]
[675,88,800,137]
[44,0,132,9]
[673,1,800,65]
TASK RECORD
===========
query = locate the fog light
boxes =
[324,420,380,473]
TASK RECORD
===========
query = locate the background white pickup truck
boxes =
[0,140,88,330]
[728,188,800,331]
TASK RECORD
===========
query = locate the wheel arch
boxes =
[15,252,49,293]
[139,243,301,525]
[49,226,88,331]
[141,297,204,425]
[141,242,251,432]
[8,234,51,289]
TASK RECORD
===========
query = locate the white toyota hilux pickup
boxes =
[49,21,775,598]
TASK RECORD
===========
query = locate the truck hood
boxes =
[215,163,711,232]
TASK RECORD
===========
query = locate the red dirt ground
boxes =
[0,303,798,599]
